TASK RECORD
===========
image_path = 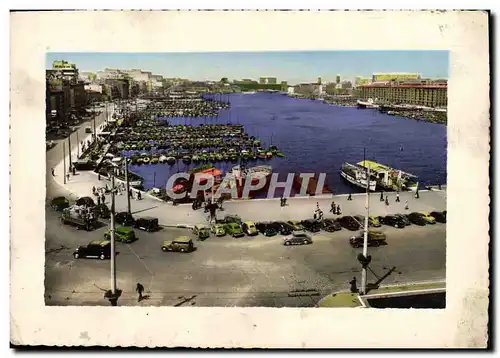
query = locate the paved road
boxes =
[45,204,446,307]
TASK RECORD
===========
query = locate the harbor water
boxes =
[126,92,447,195]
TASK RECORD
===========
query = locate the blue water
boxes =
[125,93,447,194]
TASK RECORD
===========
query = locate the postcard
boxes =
[10,10,490,348]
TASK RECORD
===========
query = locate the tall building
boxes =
[356,80,447,107]
[372,73,420,82]
[317,77,322,85]
[336,75,341,84]
[105,78,130,100]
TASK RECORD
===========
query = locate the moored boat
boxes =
[357,160,419,191]
[340,162,377,191]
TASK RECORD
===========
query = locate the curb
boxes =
[160,224,195,230]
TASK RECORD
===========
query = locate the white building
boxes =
[287,86,295,94]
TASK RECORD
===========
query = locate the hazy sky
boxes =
[47,51,449,84]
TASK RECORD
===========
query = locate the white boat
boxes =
[358,160,419,192]
[340,163,377,191]
[357,98,379,109]
[158,155,168,163]
[242,91,256,94]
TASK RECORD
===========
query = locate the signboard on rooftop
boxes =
[52,60,76,70]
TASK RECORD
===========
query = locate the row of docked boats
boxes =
[126,146,285,166]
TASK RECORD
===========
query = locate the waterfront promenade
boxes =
[49,130,447,227]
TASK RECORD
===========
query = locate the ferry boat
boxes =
[357,160,419,192]
[357,98,379,109]
[212,165,273,199]
[340,162,377,191]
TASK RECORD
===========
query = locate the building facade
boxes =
[355,76,371,86]
[105,78,130,100]
[356,81,448,107]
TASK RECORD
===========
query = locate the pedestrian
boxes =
[105,184,109,192]
[101,194,105,204]
[380,191,384,202]
[66,173,70,182]
[136,283,144,302]
[313,212,317,220]
[129,189,133,198]
[283,197,287,206]
[51,168,55,176]
[438,184,442,190]
[336,204,342,215]
[415,190,420,199]
[318,210,324,221]
[137,191,142,200]
[316,202,320,211]
[98,173,101,181]
[396,192,400,202]
[404,200,409,210]
[385,196,389,206]
[330,201,335,213]
[92,186,96,195]
[347,193,352,201]
[72,166,76,176]
[349,276,358,293]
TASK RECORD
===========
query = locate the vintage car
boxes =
[224,223,245,238]
[134,216,160,232]
[241,221,258,236]
[283,231,313,246]
[161,236,195,253]
[349,230,387,248]
[193,224,211,240]
[104,225,137,244]
[73,240,112,260]
[211,223,226,237]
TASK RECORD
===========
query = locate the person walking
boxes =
[404,200,409,210]
[136,283,144,302]
[396,192,400,202]
[347,193,352,201]
[101,194,106,205]
[385,196,389,206]
[330,201,336,213]
[51,168,55,177]
[415,190,420,199]
[380,191,384,202]
[316,202,320,211]
[336,204,342,215]
[129,189,133,198]
[72,166,76,176]
[66,173,70,182]
[137,191,142,200]
[349,276,358,293]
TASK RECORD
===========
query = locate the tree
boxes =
[220,77,228,84]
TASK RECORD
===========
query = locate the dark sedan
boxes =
[381,215,406,228]
[255,222,278,237]
[269,221,293,235]
[115,211,136,227]
[394,214,411,226]
[407,212,428,226]
[322,218,342,232]
[430,211,447,223]
[337,216,361,231]
[301,219,322,233]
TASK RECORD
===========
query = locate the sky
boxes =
[46,51,449,84]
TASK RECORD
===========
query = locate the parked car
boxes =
[337,216,361,231]
[287,220,304,231]
[193,224,210,240]
[51,196,70,211]
[301,219,321,233]
[85,126,92,133]
[93,203,110,219]
[222,214,242,224]
[381,215,406,228]
[394,214,411,226]
[73,240,113,260]
[353,215,365,226]
[429,211,446,223]
[224,222,245,238]
[349,230,387,248]
[241,221,258,236]
[283,231,313,246]
[369,216,382,227]
[419,211,437,224]
[115,212,136,227]
[104,225,137,244]
[407,212,428,226]
[256,222,278,237]
[134,216,160,232]
[211,223,226,236]
[161,236,195,253]
[321,218,342,232]
[269,222,293,235]
[76,196,96,207]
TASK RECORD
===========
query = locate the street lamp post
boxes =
[68,133,72,170]
[76,131,80,158]
[360,149,371,295]
[63,142,67,184]
[105,169,121,306]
